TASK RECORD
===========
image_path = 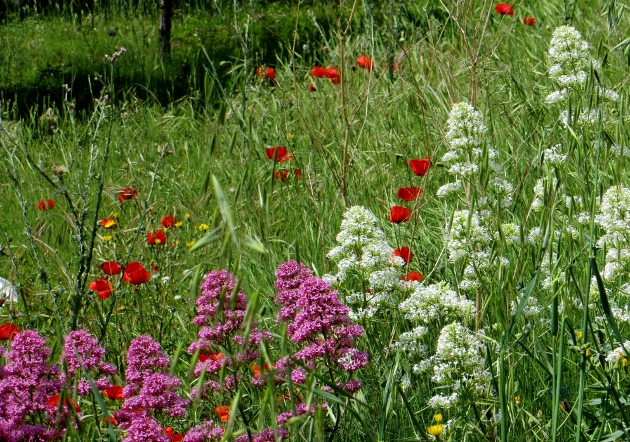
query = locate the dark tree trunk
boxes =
[159,0,172,62]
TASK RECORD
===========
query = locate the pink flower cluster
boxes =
[62,330,116,396]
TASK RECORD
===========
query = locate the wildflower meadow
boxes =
[1,0,630,440]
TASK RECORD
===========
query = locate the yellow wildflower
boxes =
[186,241,196,247]
[198,223,210,231]
[103,235,113,242]
[175,221,183,227]
[427,424,443,437]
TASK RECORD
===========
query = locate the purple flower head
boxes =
[123,373,188,417]
[62,330,116,395]
[121,411,169,442]
[234,428,289,442]
[125,335,170,385]
[183,420,224,442]
[274,260,313,322]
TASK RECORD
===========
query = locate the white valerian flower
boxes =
[559,108,604,128]
[595,186,630,248]
[446,210,491,263]
[0,277,18,305]
[390,326,429,356]
[543,144,567,166]
[499,223,521,245]
[399,281,475,324]
[510,296,542,318]
[596,86,620,102]
[545,88,569,104]
[421,322,491,408]
[436,181,463,198]
[605,342,630,362]
[326,206,403,313]
[527,227,543,244]
[546,26,598,93]
[610,145,630,158]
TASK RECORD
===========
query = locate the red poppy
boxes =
[522,16,536,26]
[161,216,178,228]
[215,405,232,423]
[118,188,138,203]
[147,231,167,246]
[389,206,412,223]
[165,428,183,442]
[122,262,151,286]
[256,66,276,80]
[495,3,514,15]
[89,277,113,300]
[309,82,316,92]
[104,385,124,400]
[408,158,432,176]
[401,271,423,282]
[37,199,55,211]
[199,351,224,363]
[265,146,292,162]
[392,247,413,264]
[99,261,122,275]
[325,67,341,84]
[100,218,117,229]
[357,55,374,72]
[103,416,117,425]
[274,170,289,183]
[47,394,81,413]
[293,168,303,179]
[252,362,271,377]
[311,66,327,78]
[397,186,423,201]
[0,323,21,340]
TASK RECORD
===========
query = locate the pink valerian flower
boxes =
[182,420,225,442]
[187,270,271,394]
[234,428,290,442]
[274,260,313,322]
[273,262,369,394]
[276,403,326,425]
[123,336,188,417]
[0,330,66,441]
[116,411,170,442]
[61,330,116,395]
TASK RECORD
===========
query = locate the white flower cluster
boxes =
[595,186,630,250]
[389,326,428,356]
[417,322,491,408]
[326,206,404,318]
[0,276,18,306]
[446,210,492,264]
[399,281,475,325]
[543,144,567,166]
[605,342,630,363]
[545,26,599,103]
[509,296,542,318]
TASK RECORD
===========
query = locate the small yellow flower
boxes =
[427,424,443,437]
[175,221,184,227]
[288,133,295,139]
[623,358,628,368]
[585,348,591,357]
[186,241,196,247]
[185,214,191,219]
[434,414,442,423]
[515,396,521,406]
[576,331,583,340]
[103,235,113,242]
[526,57,531,62]
[111,211,119,218]
[198,223,210,231]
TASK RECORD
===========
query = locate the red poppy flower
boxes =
[392,247,413,264]
[104,385,124,400]
[357,55,374,72]
[0,323,21,340]
[389,206,412,223]
[293,168,303,179]
[311,66,327,78]
[256,66,276,80]
[265,146,292,162]
[309,82,316,92]
[522,16,536,26]
[99,261,122,275]
[401,271,423,282]
[252,362,271,377]
[103,416,118,425]
[274,170,289,183]
[199,351,224,363]
[122,262,151,286]
[161,216,178,228]
[495,3,514,15]
[215,405,232,423]
[47,394,81,413]
[147,230,167,246]
[100,218,117,229]
[397,186,423,201]
[37,199,54,211]
[325,67,341,84]
[118,188,138,203]
[89,277,113,300]
[408,158,432,176]
[165,428,183,442]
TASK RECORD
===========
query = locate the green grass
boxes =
[1,0,630,440]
